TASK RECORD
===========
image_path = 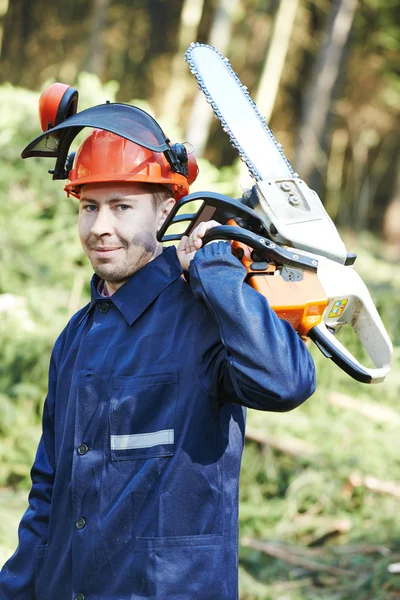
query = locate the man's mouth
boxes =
[92,247,122,253]
[91,246,123,257]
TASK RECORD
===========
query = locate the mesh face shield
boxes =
[21,103,174,179]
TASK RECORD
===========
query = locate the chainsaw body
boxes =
[231,238,328,338]
[157,190,393,384]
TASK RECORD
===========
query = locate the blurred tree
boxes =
[326,0,400,232]
[383,157,400,256]
[237,0,300,187]
[159,0,205,129]
[256,0,299,123]
[0,0,91,86]
[294,0,357,194]
[185,0,241,157]
[85,0,110,77]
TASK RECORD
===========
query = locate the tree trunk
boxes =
[255,0,299,124]
[238,0,299,187]
[0,0,90,88]
[383,156,400,258]
[294,0,357,190]
[159,0,205,129]
[185,0,240,157]
[0,0,32,84]
[85,0,110,78]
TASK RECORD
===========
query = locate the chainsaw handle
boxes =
[315,259,393,384]
[308,323,388,384]
[202,225,317,272]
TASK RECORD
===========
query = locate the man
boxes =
[0,120,316,599]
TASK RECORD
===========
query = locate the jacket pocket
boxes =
[94,534,226,598]
[110,372,178,461]
[34,544,48,600]
[133,534,225,599]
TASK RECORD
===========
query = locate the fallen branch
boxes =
[388,563,400,574]
[328,392,400,425]
[332,544,391,556]
[245,428,317,458]
[349,474,400,499]
[308,519,351,547]
[241,538,354,577]
[272,577,314,591]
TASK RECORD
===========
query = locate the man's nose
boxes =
[89,207,114,236]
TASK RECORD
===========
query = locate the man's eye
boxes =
[117,204,131,211]
[84,205,97,212]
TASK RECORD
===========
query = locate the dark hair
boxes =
[149,184,174,209]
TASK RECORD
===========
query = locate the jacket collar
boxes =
[77,246,182,327]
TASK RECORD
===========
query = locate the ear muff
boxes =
[187,152,199,185]
[39,83,79,132]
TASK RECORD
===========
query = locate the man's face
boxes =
[78,182,174,291]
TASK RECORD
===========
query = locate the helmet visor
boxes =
[21,103,171,158]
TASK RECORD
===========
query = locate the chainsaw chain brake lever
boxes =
[202,225,318,272]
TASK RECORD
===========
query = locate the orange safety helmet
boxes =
[64,129,198,201]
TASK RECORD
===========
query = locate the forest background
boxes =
[0,0,399,598]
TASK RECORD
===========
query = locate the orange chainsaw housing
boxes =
[231,239,328,337]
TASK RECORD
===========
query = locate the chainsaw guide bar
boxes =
[185,43,296,181]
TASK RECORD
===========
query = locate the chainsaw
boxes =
[157,43,393,384]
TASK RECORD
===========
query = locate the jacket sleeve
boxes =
[189,241,316,411]
[0,339,59,600]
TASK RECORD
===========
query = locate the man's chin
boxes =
[93,266,135,284]
[89,249,159,283]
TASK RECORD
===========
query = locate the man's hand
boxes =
[176,220,222,271]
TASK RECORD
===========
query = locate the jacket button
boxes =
[77,444,89,455]
[75,518,86,530]
[75,595,84,600]
[98,302,109,314]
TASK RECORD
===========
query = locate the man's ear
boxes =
[157,197,175,230]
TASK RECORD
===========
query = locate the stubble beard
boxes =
[89,231,161,284]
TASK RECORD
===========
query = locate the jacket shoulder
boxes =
[67,301,91,328]
[52,302,91,359]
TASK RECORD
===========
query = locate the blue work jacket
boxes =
[0,242,315,600]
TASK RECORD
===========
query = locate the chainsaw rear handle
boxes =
[315,258,393,384]
[308,324,386,384]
